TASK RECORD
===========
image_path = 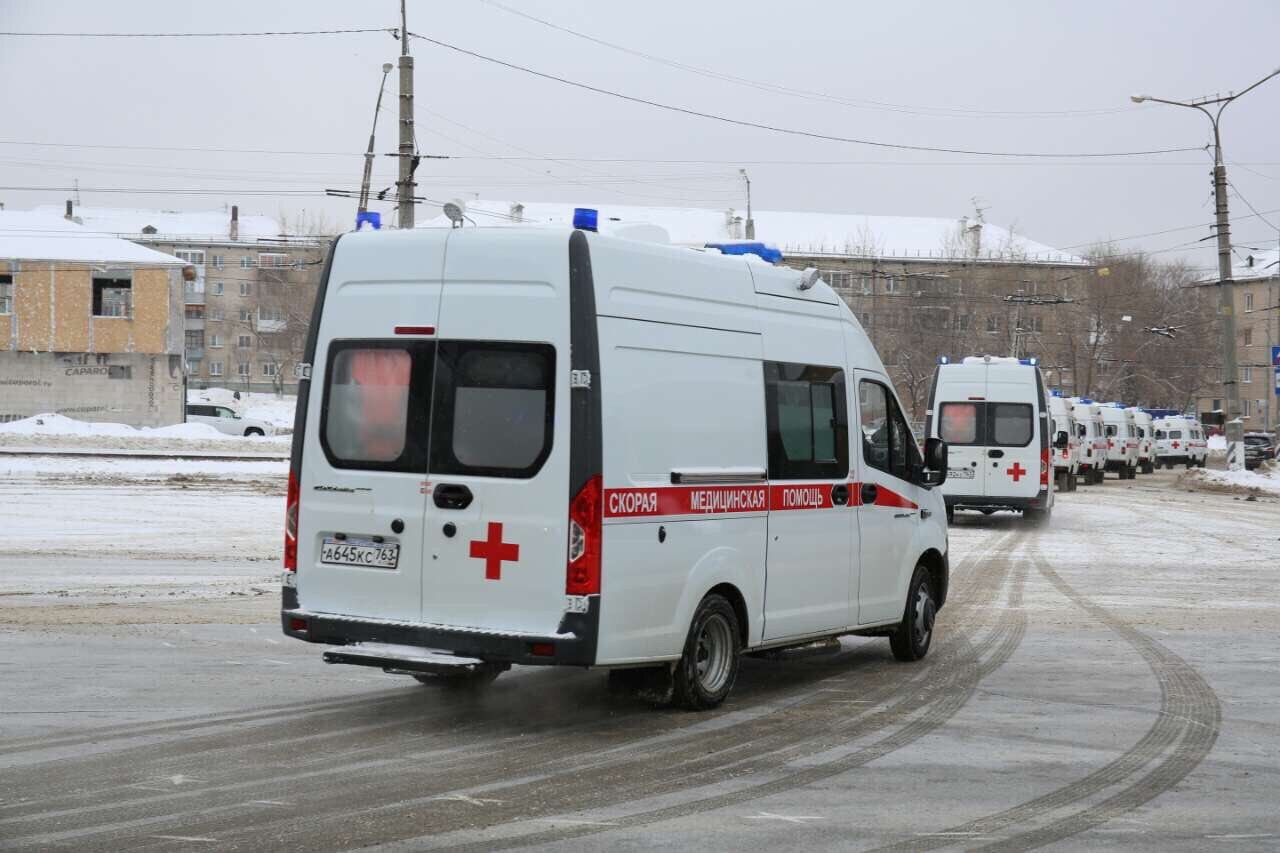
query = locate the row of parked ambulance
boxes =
[928,355,1208,525]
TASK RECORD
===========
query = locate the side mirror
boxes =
[1054,430,1069,449]
[922,437,948,486]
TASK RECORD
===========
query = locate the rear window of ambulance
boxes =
[939,402,980,445]
[991,403,1033,446]
[323,346,416,465]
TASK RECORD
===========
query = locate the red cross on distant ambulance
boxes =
[1006,462,1027,482]
[470,522,519,581]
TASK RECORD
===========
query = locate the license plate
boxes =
[948,467,975,479]
[321,538,399,569]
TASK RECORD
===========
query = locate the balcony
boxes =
[183,286,205,305]
[184,317,205,331]
[185,347,205,362]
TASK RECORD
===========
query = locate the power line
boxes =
[405,32,1203,160]
[475,0,1139,121]
[0,27,395,38]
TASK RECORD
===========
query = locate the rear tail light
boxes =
[566,474,602,595]
[284,471,299,571]
[1040,448,1050,487]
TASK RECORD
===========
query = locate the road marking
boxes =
[533,818,619,826]
[248,799,293,806]
[432,794,503,807]
[745,812,823,824]
[1205,835,1275,840]
[149,835,218,843]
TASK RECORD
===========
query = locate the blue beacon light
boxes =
[573,207,599,232]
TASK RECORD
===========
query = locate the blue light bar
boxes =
[1018,356,1039,366]
[937,355,950,365]
[573,207,598,232]
[355,210,382,231]
[704,241,783,264]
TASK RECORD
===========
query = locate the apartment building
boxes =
[1195,248,1280,431]
[38,202,327,394]
[0,211,187,426]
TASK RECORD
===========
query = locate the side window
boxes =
[763,362,848,479]
[1077,422,1087,438]
[1155,429,1166,440]
[939,402,981,445]
[1104,424,1117,437]
[859,380,919,481]
[430,343,555,479]
[321,341,432,471]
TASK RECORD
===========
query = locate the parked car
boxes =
[1244,432,1277,470]
[186,403,275,437]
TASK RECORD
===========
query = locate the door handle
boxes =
[831,483,850,506]
[860,482,878,505]
[920,509,932,520]
[987,449,1005,458]
[433,483,474,510]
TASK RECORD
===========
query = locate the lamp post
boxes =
[1132,67,1280,470]
[739,168,754,240]
[357,63,395,222]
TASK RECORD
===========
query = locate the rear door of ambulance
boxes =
[934,367,987,497]
[298,231,443,622]
[985,367,1042,500]
[420,229,570,636]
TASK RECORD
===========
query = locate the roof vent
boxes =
[142,225,157,235]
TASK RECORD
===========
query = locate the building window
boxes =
[258,253,288,268]
[238,335,252,348]
[860,312,871,327]
[209,334,223,348]
[258,307,285,323]
[209,361,224,377]
[955,314,972,331]
[208,307,224,321]
[1244,292,1254,312]
[884,276,898,294]
[174,249,205,266]
[184,305,205,321]
[262,362,279,377]
[858,277,873,295]
[239,282,252,297]
[1243,328,1253,346]
[239,308,252,322]
[237,362,251,377]
[0,275,12,314]
[212,281,224,295]
[1241,366,1253,383]
[1028,315,1044,333]
[986,315,999,333]
[92,275,132,317]
[825,270,851,290]
[240,256,253,269]
[212,254,224,269]
[185,330,204,349]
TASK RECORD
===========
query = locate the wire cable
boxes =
[0,27,395,38]
[406,31,1202,159]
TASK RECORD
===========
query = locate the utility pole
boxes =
[1133,67,1280,470]
[358,63,395,219]
[739,169,754,240]
[396,0,416,229]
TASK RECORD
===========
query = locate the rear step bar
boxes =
[322,642,487,675]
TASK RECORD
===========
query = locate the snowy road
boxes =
[1,466,1278,851]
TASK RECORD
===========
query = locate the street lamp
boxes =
[1131,67,1280,470]
[357,62,396,222]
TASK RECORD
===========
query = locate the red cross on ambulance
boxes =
[469,522,519,581]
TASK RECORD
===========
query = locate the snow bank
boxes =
[0,413,224,439]
[1180,466,1280,497]
[1209,434,1227,451]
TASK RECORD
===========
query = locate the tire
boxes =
[890,564,937,662]
[244,427,264,437]
[412,662,508,689]
[1142,460,1154,475]
[1067,471,1077,492]
[672,594,741,710]
[1198,457,1207,468]
[945,505,955,525]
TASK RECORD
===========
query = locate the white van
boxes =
[1187,420,1209,467]
[1127,408,1156,474]
[927,356,1054,524]
[1048,394,1080,491]
[1068,398,1109,485]
[1099,404,1139,479]
[1154,415,1198,468]
[280,223,951,710]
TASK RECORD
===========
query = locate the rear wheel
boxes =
[672,594,741,710]
[1067,471,1078,491]
[244,427,264,437]
[890,564,936,662]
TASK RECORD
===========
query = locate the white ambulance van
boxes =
[1068,398,1109,485]
[280,221,951,710]
[1127,408,1156,474]
[1047,393,1079,491]
[1187,420,1209,467]
[926,356,1054,524]
[1099,403,1139,479]
[1154,415,1195,468]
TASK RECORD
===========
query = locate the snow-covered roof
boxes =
[31,204,283,243]
[1234,248,1279,281]
[0,211,185,266]
[418,200,1086,265]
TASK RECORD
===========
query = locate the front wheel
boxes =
[244,427,264,437]
[890,564,937,662]
[672,594,741,710]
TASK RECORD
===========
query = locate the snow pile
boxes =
[1179,466,1280,497]
[0,413,224,439]
[1208,434,1227,453]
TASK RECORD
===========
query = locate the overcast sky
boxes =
[2,0,1278,271]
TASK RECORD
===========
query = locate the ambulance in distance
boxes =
[1068,398,1109,485]
[1099,403,1140,479]
[1154,415,1204,469]
[1127,407,1156,474]
[926,356,1054,524]
[280,220,952,710]
[1048,393,1080,491]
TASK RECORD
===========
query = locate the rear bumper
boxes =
[281,594,599,667]
[945,489,1050,512]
